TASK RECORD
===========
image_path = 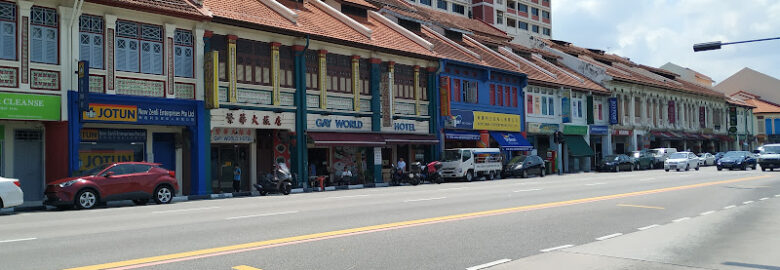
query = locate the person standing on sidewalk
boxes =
[233,165,242,192]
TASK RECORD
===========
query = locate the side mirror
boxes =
[104,171,115,177]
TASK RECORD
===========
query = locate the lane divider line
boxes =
[64,174,770,270]
[584,182,606,186]
[326,195,370,199]
[513,189,543,193]
[540,244,574,253]
[595,233,623,241]
[637,224,660,231]
[673,217,691,223]
[225,211,299,220]
[759,197,769,201]
[617,204,665,210]
[465,259,512,270]
[700,211,715,216]
[0,237,37,244]
[775,194,780,197]
[438,187,468,191]
[232,265,262,270]
[724,205,736,209]
[743,201,754,204]
[404,197,446,203]
[152,206,220,214]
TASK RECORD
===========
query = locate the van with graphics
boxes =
[441,148,503,182]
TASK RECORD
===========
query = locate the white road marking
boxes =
[638,178,656,181]
[438,187,468,191]
[0,237,36,244]
[465,259,512,270]
[759,197,769,201]
[540,244,574,252]
[152,206,220,214]
[743,200,754,204]
[404,197,446,203]
[225,210,299,220]
[326,194,370,199]
[775,194,780,197]
[673,217,691,222]
[512,181,540,186]
[700,211,715,216]
[513,188,543,193]
[595,233,623,241]
[585,182,606,186]
[724,205,736,209]
[637,224,660,231]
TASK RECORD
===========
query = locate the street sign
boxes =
[77,61,89,112]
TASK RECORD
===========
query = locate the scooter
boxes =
[254,163,293,195]
[421,161,443,184]
[391,164,420,186]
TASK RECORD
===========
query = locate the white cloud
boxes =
[552,0,780,83]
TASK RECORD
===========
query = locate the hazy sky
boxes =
[551,0,780,84]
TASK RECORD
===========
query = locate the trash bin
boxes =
[545,160,552,175]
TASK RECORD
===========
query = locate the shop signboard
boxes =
[589,125,609,135]
[699,106,706,128]
[729,106,737,127]
[443,109,474,130]
[79,150,135,172]
[608,97,618,125]
[381,119,428,134]
[308,114,371,132]
[528,123,559,134]
[0,92,60,121]
[563,125,588,136]
[473,111,521,132]
[211,128,255,144]
[211,109,295,131]
[80,128,146,143]
[561,89,571,123]
[83,102,196,126]
[439,76,451,116]
[612,129,632,136]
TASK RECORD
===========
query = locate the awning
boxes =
[651,131,671,138]
[701,134,715,140]
[308,132,385,146]
[383,134,439,144]
[563,135,595,157]
[684,132,702,140]
[717,135,734,142]
[667,131,685,140]
[444,130,481,141]
[489,132,533,151]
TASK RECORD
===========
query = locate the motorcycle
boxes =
[421,161,443,184]
[391,164,420,186]
[254,163,293,195]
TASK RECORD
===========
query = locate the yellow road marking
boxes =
[617,204,665,210]
[232,266,262,270]
[64,175,770,270]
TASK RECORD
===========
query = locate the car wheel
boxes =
[521,170,528,178]
[771,168,775,171]
[540,168,546,177]
[665,169,670,172]
[154,185,173,204]
[761,167,766,171]
[676,168,681,172]
[615,166,619,173]
[282,183,292,195]
[465,171,473,182]
[487,171,494,180]
[259,190,268,196]
[686,164,690,171]
[630,164,635,171]
[695,165,699,171]
[717,167,722,171]
[742,164,747,171]
[133,199,149,205]
[75,189,98,210]
[752,165,757,170]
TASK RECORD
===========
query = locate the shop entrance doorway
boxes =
[211,144,248,193]
[308,148,329,178]
[14,130,42,201]
[153,133,176,171]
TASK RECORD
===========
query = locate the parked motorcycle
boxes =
[421,161,443,184]
[391,164,420,186]
[254,163,293,195]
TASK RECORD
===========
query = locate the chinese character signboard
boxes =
[472,111,521,132]
[210,108,295,131]
[561,89,571,123]
[699,106,706,128]
[439,76,451,116]
[608,97,618,125]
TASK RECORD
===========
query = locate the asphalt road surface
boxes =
[1,166,779,270]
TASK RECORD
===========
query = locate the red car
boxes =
[45,162,178,209]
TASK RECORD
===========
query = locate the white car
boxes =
[697,153,715,166]
[0,177,23,209]
[664,152,700,172]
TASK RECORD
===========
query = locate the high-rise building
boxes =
[403,0,552,41]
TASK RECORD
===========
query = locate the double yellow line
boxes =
[66,175,770,270]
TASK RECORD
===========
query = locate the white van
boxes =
[649,148,677,168]
[441,148,503,182]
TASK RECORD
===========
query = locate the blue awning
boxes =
[445,130,481,141]
[489,132,533,151]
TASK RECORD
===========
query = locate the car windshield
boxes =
[603,155,619,161]
[669,153,688,159]
[80,164,112,176]
[761,145,780,154]
[443,150,462,162]
[508,156,527,164]
[724,151,747,158]
[697,153,707,157]
[648,149,661,155]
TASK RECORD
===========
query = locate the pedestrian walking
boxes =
[233,165,242,192]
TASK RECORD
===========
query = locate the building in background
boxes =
[660,62,715,87]
[730,92,775,147]
[715,68,780,105]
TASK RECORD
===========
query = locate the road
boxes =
[1,166,779,270]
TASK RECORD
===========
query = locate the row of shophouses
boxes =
[1,0,758,204]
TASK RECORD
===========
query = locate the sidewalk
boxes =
[488,195,780,269]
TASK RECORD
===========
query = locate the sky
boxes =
[551,0,780,84]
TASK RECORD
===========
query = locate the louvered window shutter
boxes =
[0,21,15,60]
[79,33,90,63]
[91,34,103,69]
[127,40,139,72]
[31,26,43,62]
[152,43,162,74]
[44,28,57,64]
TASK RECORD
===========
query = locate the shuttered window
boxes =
[173,29,193,77]
[79,15,103,69]
[0,2,15,60]
[31,6,58,64]
[116,21,162,74]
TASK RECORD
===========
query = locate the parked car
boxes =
[649,148,677,168]
[45,162,178,210]
[714,152,725,162]
[697,153,715,166]
[598,154,635,172]
[716,151,757,171]
[630,150,655,170]
[756,144,780,171]
[664,152,700,172]
[0,177,23,209]
[441,148,503,181]
[503,155,546,178]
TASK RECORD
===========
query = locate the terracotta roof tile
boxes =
[204,0,435,58]
[744,98,780,113]
[89,0,209,19]
[340,0,379,10]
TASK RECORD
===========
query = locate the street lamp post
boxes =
[693,37,780,52]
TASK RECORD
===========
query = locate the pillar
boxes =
[369,58,382,183]
[227,35,238,103]
[318,50,328,109]
[352,55,360,111]
[165,23,176,98]
[271,42,281,105]
[427,66,440,160]
[293,44,308,188]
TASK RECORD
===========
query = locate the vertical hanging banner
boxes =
[668,100,676,124]
[414,66,420,116]
[388,62,395,117]
[439,76,450,116]
[204,51,219,109]
[608,97,618,125]
[78,61,90,112]
[699,106,706,128]
[227,36,238,103]
[561,88,571,123]
[352,56,360,111]
[586,95,594,124]
[271,43,281,106]
[729,106,737,127]
[381,72,392,127]
[319,51,327,109]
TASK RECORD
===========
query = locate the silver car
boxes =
[664,152,700,172]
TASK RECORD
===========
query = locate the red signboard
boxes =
[699,106,706,128]
[439,76,450,116]
[668,100,676,124]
